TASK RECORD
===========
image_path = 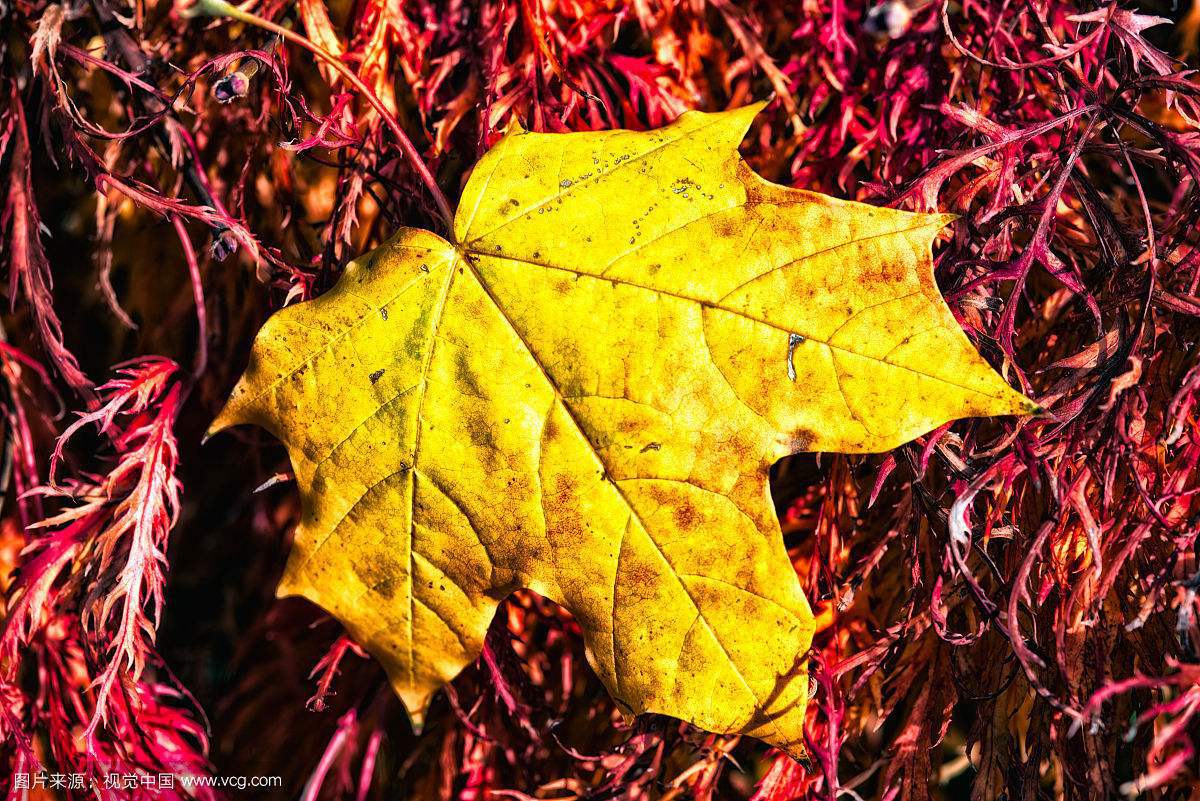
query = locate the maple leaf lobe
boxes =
[211,104,1031,757]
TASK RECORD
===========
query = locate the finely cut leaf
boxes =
[210,103,1033,756]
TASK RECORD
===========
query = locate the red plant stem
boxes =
[193,0,455,231]
[93,0,235,245]
[300,709,356,801]
[356,728,384,801]
[171,216,208,378]
[940,0,1111,72]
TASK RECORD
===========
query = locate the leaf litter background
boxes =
[1,0,1198,799]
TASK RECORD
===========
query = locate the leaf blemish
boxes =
[787,333,806,381]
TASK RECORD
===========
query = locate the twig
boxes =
[90,0,233,246]
[186,0,455,231]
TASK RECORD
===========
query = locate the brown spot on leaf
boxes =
[790,427,817,452]
[673,499,698,530]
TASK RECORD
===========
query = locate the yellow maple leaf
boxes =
[210,103,1032,757]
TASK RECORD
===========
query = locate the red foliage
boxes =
[0,0,1198,799]
[1,358,214,796]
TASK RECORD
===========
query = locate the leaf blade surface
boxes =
[213,105,1032,755]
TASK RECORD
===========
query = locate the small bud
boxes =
[213,70,250,103]
[864,1,913,39]
[210,229,238,261]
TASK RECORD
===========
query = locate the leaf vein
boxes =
[462,256,787,744]
[476,252,1008,399]
[465,119,726,244]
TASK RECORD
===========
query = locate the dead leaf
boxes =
[210,104,1033,757]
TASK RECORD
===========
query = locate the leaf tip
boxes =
[384,671,435,734]
[500,115,526,137]
[681,100,769,144]
[406,707,426,735]
[206,371,262,441]
[993,385,1041,419]
[275,567,306,601]
[204,401,241,442]
[725,99,770,132]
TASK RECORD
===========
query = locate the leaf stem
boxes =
[189,0,455,231]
